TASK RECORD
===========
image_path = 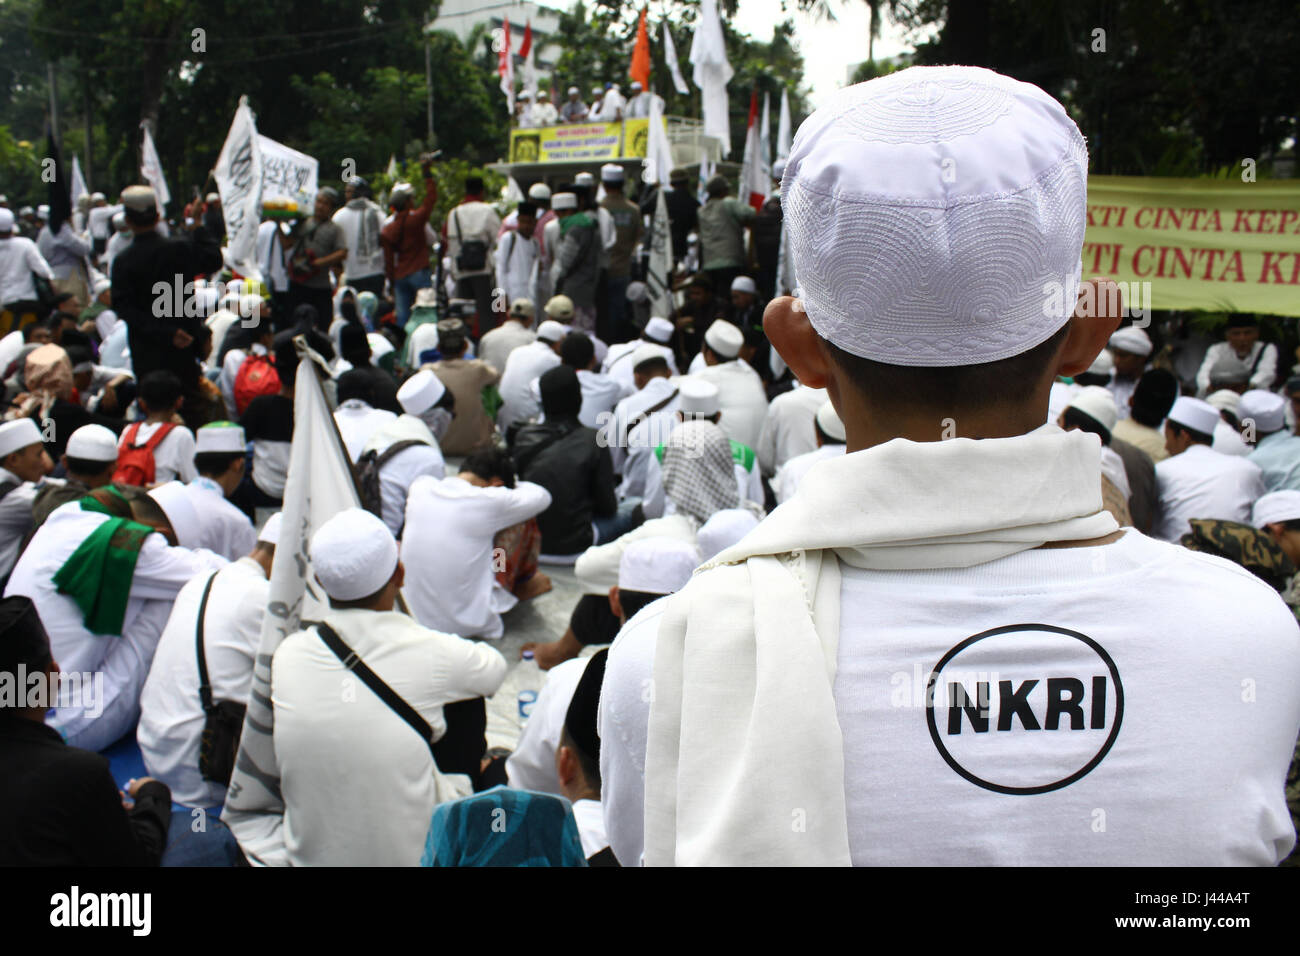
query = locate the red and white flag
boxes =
[519,21,537,102]
[739,89,768,211]
[498,17,514,116]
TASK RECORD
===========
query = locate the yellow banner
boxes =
[1084,175,1300,316]
[509,119,652,164]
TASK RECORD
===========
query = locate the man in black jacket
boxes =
[511,365,617,558]
[111,185,224,430]
[0,596,172,866]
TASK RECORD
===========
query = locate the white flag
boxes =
[224,344,361,865]
[213,96,264,280]
[386,154,399,179]
[697,148,715,207]
[663,20,689,95]
[760,91,773,184]
[647,187,675,321]
[642,94,675,187]
[69,155,88,208]
[689,0,734,158]
[505,176,525,203]
[139,123,171,213]
[777,87,793,162]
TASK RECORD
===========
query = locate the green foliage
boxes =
[0,126,42,201]
[371,157,507,230]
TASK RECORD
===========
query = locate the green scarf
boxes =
[52,499,155,635]
[559,211,594,237]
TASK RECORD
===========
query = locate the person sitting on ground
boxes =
[0,419,54,582]
[1111,367,1178,463]
[187,422,258,561]
[497,319,567,438]
[429,319,501,456]
[773,401,848,506]
[30,424,120,530]
[116,369,197,485]
[359,369,450,537]
[333,368,398,462]
[561,331,625,429]
[479,298,538,376]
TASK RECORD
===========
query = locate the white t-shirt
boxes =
[576,369,627,430]
[602,530,1300,866]
[334,400,398,462]
[332,199,387,281]
[505,657,589,794]
[498,340,560,434]
[1153,443,1265,542]
[119,421,198,484]
[186,477,257,562]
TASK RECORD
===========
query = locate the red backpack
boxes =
[113,422,176,487]
[234,352,281,416]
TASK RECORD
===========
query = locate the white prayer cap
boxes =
[257,511,283,546]
[397,369,447,416]
[1167,396,1219,436]
[704,320,743,359]
[630,81,643,92]
[112,211,127,230]
[551,192,578,211]
[771,158,786,180]
[784,66,1088,368]
[90,191,106,203]
[310,508,399,602]
[730,275,758,295]
[630,344,668,371]
[508,298,536,320]
[390,182,415,202]
[600,163,625,183]
[0,209,13,231]
[119,186,155,212]
[1065,385,1118,434]
[537,319,569,344]
[91,274,113,297]
[591,86,603,97]
[528,183,552,201]
[1239,389,1286,433]
[1109,326,1152,357]
[0,419,43,459]
[679,377,720,416]
[544,295,575,320]
[64,424,118,462]
[815,401,847,441]
[148,481,202,549]
[697,508,761,561]
[1253,490,1300,529]
[574,172,596,188]
[196,422,247,454]
[643,317,674,344]
[1087,349,1114,376]
[520,91,533,101]
[1205,390,1241,415]
[618,537,699,595]
[568,86,580,96]
[36,204,50,218]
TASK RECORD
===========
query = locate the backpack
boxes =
[113,422,176,487]
[357,440,428,521]
[452,209,489,273]
[234,353,281,417]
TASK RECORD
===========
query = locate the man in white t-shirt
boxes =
[773,401,846,505]
[497,319,566,435]
[479,299,537,375]
[601,66,1300,867]
[332,177,387,297]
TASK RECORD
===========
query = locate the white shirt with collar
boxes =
[362,415,447,537]
[697,357,770,452]
[334,399,398,462]
[4,504,226,752]
[756,384,827,476]
[0,465,39,580]
[498,340,561,434]
[1197,341,1277,396]
[187,476,257,561]
[505,656,589,794]
[604,375,681,483]
[601,339,677,395]
[137,556,268,808]
[271,608,507,866]
[478,321,536,376]
[1153,442,1266,542]
[119,421,198,484]
[572,798,609,858]
[0,234,54,304]
[576,368,628,430]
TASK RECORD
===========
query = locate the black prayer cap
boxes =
[0,596,52,680]
[563,649,609,764]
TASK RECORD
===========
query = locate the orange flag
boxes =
[629,7,652,90]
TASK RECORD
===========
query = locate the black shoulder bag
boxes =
[196,573,247,785]
[453,209,489,273]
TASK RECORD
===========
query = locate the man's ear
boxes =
[555,745,577,787]
[391,561,406,590]
[763,297,831,388]
[1054,278,1125,378]
[608,585,622,622]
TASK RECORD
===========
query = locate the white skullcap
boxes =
[90,191,106,202]
[1109,326,1152,357]
[1239,389,1286,433]
[1205,390,1241,415]
[148,481,202,549]
[0,209,13,231]
[730,275,758,295]
[1167,396,1219,436]
[195,422,246,454]
[0,419,43,459]
[625,345,664,373]
[784,66,1088,368]
[257,511,283,546]
[1065,385,1118,434]
[545,295,575,320]
[551,192,578,211]
[630,81,643,91]
[397,369,446,416]
[574,172,596,188]
[697,508,761,561]
[1253,490,1300,529]
[600,163,625,183]
[65,424,118,462]
[772,158,787,180]
[678,377,720,416]
[390,182,415,201]
[643,317,674,344]
[618,537,699,595]
[815,401,847,441]
[528,183,552,201]
[591,86,603,96]
[119,187,154,212]
[568,86,580,95]
[36,204,50,218]
[367,332,395,362]
[310,508,399,601]
[1087,349,1114,376]
[520,91,533,100]
[91,274,113,297]
[206,192,221,203]
[537,319,569,344]
[704,320,743,359]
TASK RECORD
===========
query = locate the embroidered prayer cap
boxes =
[195,421,246,454]
[619,537,700,595]
[544,295,575,321]
[148,481,202,549]
[1109,327,1152,357]
[310,507,400,602]
[697,508,761,561]
[564,649,611,765]
[730,275,757,296]
[537,319,569,344]
[643,317,674,344]
[551,192,578,212]
[65,424,120,463]
[1253,490,1300,529]
[600,163,625,183]
[120,186,156,212]
[815,401,847,441]
[1205,390,1242,416]
[0,419,44,459]
[1167,396,1219,436]
[508,298,536,320]
[0,595,51,677]
[398,369,446,416]
[703,319,743,359]
[1066,385,1118,434]
[257,511,283,546]
[1087,349,1114,376]
[1239,389,1286,433]
[782,65,1088,368]
[678,377,720,416]
[631,344,668,372]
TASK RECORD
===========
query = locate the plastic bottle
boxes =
[516,650,542,726]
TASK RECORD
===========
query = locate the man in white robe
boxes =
[695,319,769,452]
[0,419,54,582]
[187,422,257,561]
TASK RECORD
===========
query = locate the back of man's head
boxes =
[336,368,376,406]
[461,447,517,488]
[464,176,485,197]
[138,369,183,415]
[560,331,596,371]
[1130,368,1179,427]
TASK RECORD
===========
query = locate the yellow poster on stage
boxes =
[509,119,653,164]
[1084,175,1300,317]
